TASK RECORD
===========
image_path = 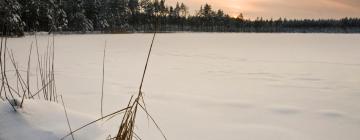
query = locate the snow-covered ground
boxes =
[2,33,360,140]
[0,99,105,140]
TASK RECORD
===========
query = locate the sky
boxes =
[166,0,360,19]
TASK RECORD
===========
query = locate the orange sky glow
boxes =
[166,0,360,19]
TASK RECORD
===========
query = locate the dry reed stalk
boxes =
[31,32,57,101]
[3,39,17,101]
[0,78,21,96]
[101,40,107,118]
[20,43,33,107]
[0,36,3,100]
[0,32,58,107]
[29,79,54,98]
[51,34,57,102]
[35,54,39,98]
[115,20,167,140]
[8,50,28,97]
[0,37,17,111]
[107,131,142,140]
[35,33,46,100]
[27,43,33,98]
[60,107,130,140]
[59,95,75,140]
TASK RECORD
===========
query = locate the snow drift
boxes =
[0,99,105,140]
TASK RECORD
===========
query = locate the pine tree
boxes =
[67,0,93,32]
[154,0,160,15]
[107,0,129,32]
[18,0,38,31]
[84,0,105,31]
[159,0,166,16]
[128,0,139,15]
[0,0,25,36]
[179,3,188,18]
[140,0,154,16]
[54,2,68,31]
[174,2,180,17]
[203,4,214,17]
[128,0,139,30]
[96,0,109,31]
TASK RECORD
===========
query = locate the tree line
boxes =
[1,0,360,36]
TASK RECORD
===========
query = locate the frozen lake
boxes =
[7,33,360,140]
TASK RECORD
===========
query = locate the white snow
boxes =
[0,99,105,140]
[2,33,360,140]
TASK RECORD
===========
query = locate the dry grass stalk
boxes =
[20,43,33,107]
[33,33,57,102]
[101,40,107,118]
[59,95,75,140]
[0,32,58,109]
[0,37,18,111]
[60,107,130,140]
[114,24,167,140]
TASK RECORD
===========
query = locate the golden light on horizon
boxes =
[166,0,360,19]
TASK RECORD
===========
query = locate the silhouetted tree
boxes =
[1,0,360,35]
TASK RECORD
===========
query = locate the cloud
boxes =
[329,0,360,8]
[245,0,360,19]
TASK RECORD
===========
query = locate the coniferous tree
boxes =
[36,0,55,31]
[2,0,360,35]
[54,1,68,31]
[84,0,99,30]
[18,0,38,31]
[159,0,166,16]
[153,0,160,15]
[128,0,139,30]
[140,0,154,16]
[106,0,129,32]
[67,0,93,32]
[0,0,25,36]
[174,2,180,17]
[179,3,188,18]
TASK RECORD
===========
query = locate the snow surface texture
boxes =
[3,33,360,140]
[0,100,105,140]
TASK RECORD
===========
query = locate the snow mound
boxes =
[0,100,105,140]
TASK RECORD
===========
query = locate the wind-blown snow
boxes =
[3,33,360,140]
[0,100,105,140]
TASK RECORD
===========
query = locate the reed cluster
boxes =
[0,34,57,111]
[1,30,166,140]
